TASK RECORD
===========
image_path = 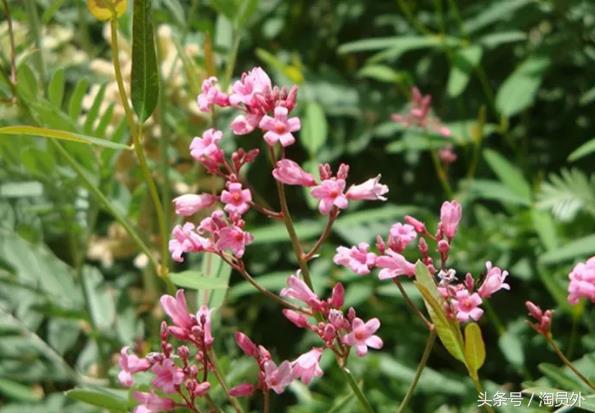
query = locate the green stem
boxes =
[1,0,17,100]
[338,366,375,413]
[392,279,432,330]
[397,329,436,413]
[24,0,46,85]
[469,373,495,413]
[222,30,241,89]
[546,335,595,391]
[263,390,270,413]
[429,146,453,198]
[208,349,245,413]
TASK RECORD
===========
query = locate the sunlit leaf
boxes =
[0,126,130,150]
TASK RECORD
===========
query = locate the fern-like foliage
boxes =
[537,168,595,221]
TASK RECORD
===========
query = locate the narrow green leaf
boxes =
[539,234,595,264]
[301,101,327,156]
[483,148,532,201]
[464,322,486,373]
[131,0,159,122]
[170,270,229,291]
[81,267,115,330]
[48,68,65,107]
[0,125,131,150]
[0,378,42,402]
[568,137,595,161]
[68,78,89,120]
[83,83,107,134]
[199,253,232,310]
[447,45,482,97]
[65,388,130,412]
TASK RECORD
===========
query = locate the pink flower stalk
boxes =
[281,275,323,310]
[292,348,323,384]
[118,347,150,387]
[229,67,272,107]
[197,76,229,112]
[133,392,175,413]
[215,225,254,258]
[272,159,316,186]
[231,113,261,135]
[169,223,209,262]
[375,250,416,280]
[172,193,217,216]
[478,262,510,298]
[452,290,484,322]
[229,383,255,397]
[568,256,595,304]
[333,242,377,275]
[391,87,451,137]
[189,128,224,163]
[346,175,389,201]
[389,223,417,252]
[439,200,462,240]
[259,106,301,147]
[525,301,552,335]
[151,358,184,394]
[263,360,293,394]
[220,182,252,216]
[160,290,195,338]
[311,178,349,215]
[342,317,383,357]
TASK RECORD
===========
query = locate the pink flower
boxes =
[215,225,254,258]
[375,250,416,280]
[259,106,301,147]
[439,200,462,240]
[281,275,323,310]
[391,87,451,137]
[263,360,293,394]
[220,183,252,216]
[333,243,376,275]
[525,301,552,335]
[229,383,255,397]
[342,317,383,357]
[568,256,595,304]
[229,67,272,107]
[197,76,229,112]
[452,290,484,322]
[151,358,184,394]
[169,223,209,262]
[329,283,345,309]
[231,113,261,135]
[173,193,217,216]
[118,347,150,387]
[439,145,457,164]
[235,332,259,357]
[389,223,417,251]
[160,290,195,337]
[478,262,510,298]
[190,128,224,163]
[311,178,349,215]
[133,392,175,413]
[197,305,214,346]
[282,309,310,328]
[346,175,389,201]
[273,159,316,186]
[292,348,323,384]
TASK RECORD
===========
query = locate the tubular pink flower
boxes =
[291,348,323,384]
[452,290,484,322]
[568,256,595,304]
[263,360,293,394]
[215,225,254,258]
[282,309,310,328]
[333,243,376,275]
[133,392,175,413]
[230,383,255,397]
[346,175,389,201]
[197,76,229,112]
[391,86,451,137]
[281,275,323,310]
[272,159,316,186]
[151,358,184,394]
[478,261,510,298]
[160,290,195,336]
[169,223,209,262]
[389,223,417,252]
[229,67,272,107]
[310,178,349,215]
[342,317,383,357]
[220,183,252,216]
[525,301,552,334]
[118,347,151,387]
[439,200,462,240]
[189,128,224,162]
[235,332,259,357]
[231,113,261,135]
[329,283,345,309]
[404,215,426,233]
[375,250,416,280]
[197,305,214,346]
[259,106,301,147]
[172,193,217,216]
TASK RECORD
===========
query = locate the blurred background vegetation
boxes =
[0,0,594,412]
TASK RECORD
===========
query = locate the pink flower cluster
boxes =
[334,200,510,323]
[568,256,595,304]
[525,301,552,336]
[118,290,213,413]
[391,86,451,137]
[230,333,323,396]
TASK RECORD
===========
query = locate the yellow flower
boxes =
[87,0,127,21]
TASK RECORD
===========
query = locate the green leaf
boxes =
[81,267,115,330]
[568,137,595,161]
[537,169,595,221]
[496,55,550,117]
[464,0,533,33]
[83,83,107,134]
[467,179,531,206]
[338,35,441,55]
[357,65,408,83]
[0,126,130,150]
[447,45,482,97]
[539,234,595,264]
[0,378,42,402]
[65,388,130,412]
[68,78,89,120]
[414,262,466,363]
[131,0,159,122]
[48,68,65,108]
[464,322,486,373]
[199,253,233,310]
[483,148,532,201]
[301,101,327,156]
[170,270,229,291]
[479,31,526,48]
